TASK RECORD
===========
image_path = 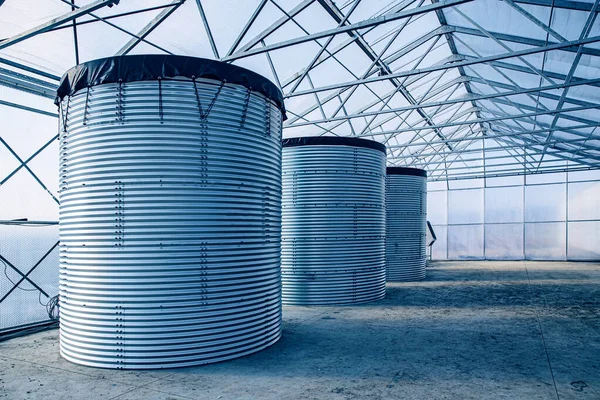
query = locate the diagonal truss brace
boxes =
[0,241,59,304]
[223,0,473,61]
[116,0,183,56]
[285,34,600,97]
[0,0,119,50]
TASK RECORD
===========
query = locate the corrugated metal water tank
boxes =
[386,167,427,281]
[281,137,386,305]
[55,55,285,369]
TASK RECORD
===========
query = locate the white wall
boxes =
[0,90,59,331]
[427,170,600,261]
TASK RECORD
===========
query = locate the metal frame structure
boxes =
[0,0,599,336]
[0,0,598,181]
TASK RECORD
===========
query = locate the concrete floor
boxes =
[1,261,599,400]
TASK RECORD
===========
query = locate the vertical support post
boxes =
[522,145,526,260]
[445,183,450,260]
[523,166,528,260]
[483,138,487,260]
[71,0,80,65]
[566,166,569,260]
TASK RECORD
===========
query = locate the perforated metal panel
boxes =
[386,168,427,281]
[281,138,386,305]
[58,72,283,368]
[0,224,59,333]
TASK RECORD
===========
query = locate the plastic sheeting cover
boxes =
[55,54,286,118]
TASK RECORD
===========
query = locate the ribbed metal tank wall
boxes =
[281,137,386,305]
[385,167,427,281]
[57,56,284,369]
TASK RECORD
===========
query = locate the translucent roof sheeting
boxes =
[1,0,599,180]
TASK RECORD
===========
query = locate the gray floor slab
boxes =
[0,261,598,399]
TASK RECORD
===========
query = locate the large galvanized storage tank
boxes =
[281,137,386,305]
[386,167,427,281]
[55,55,285,369]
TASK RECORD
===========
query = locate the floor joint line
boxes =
[524,262,560,400]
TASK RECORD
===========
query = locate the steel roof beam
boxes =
[289,0,362,93]
[284,34,600,97]
[281,24,450,91]
[384,125,599,148]
[46,3,182,33]
[262,39,282,88]
[449,35,560,144]
[390,143,584,159]
[569,126,600,161]
[412,75,471,102]
[223,0,473,61]
[513,0,600,12]
[428,165,599,181]
[284,85,398,127]
[283,11,445,134]
[389,79,468,161]
[230,0,316,57]
[425,130,599,176]
[317,0,455,151]
[196,0,220,59]
[116,0,182,56]
[488,118,600,156]
[402,113,531,171]
[376,25,454,67]
[468,76,597,146]
[468,76,597,107]
[0,67,58,91]
[279,21,390,89]
[464,81,587,170]
[0,0,119,50]
[283,42,454,127]
[473,97,600,160]
[452,7,558,85]
[501,0,568,43]
[226,0,268,56]
[267,0,394,112]
[490,127,600,148]
[481,97,598,126]
[436,24,532,175]
[0,100,57,118]
[0,69,57,99]
[432,0,484,136]
[58,0,172,54]
[434,166,600,181]
[353,104,600,136]
[402,156,596,171]
[535,0,600,170]
[273,0,427,143]
[459,98,546,169]
[466,57,600,89]
[284,76,600,127]
[0,57,60,81]
[451,25,600,57]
